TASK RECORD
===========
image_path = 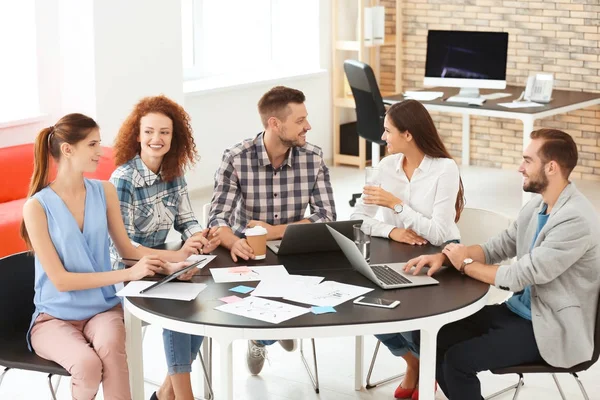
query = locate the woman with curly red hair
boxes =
[110,95,219,400]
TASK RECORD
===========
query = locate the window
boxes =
[182,0,320,82]
[0,0,39,123]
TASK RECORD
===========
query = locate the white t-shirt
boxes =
[350,153,461,246]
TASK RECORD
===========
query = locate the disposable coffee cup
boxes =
[245,226,268,260]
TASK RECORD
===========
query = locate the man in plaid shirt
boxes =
[207,86,336,374]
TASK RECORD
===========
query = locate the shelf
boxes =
[334,91,398,109]
[334,154,362,167]
[335,35,396,51]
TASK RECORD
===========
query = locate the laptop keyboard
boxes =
[371,265,413,285]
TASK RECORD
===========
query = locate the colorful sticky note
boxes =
[229,266,251,274]
[230,285,255,294]
[311,306,336,315]
[219,295,243,304]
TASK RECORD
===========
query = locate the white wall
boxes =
[0,0,334,194]
[183,72,331,191]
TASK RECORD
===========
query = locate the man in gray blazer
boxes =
[405,128,600,400]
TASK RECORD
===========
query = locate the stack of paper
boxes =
[251,275,324,298]
[215,296,310,324]
[498,101,544,109]
[117,281,207,301]
[209,265,289,283]
[283,281,373,307]
[403,91,444,101]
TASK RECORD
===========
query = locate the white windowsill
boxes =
[183,68,328,97]
[0,114,47,129]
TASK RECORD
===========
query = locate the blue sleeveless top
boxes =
[28,179,120,347]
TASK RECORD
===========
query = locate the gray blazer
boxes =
[482,183,600,368]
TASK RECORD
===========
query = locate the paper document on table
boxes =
[284,281,373,307]
[209,265,289,283]
[403,91,444,101]
[251,275,324,298]
[215,296,310,324]
[116,281,207,301]
[480,92,512,100]
[185,255,216,268]
[498,101,544,109]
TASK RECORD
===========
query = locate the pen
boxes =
[118,258,139,263]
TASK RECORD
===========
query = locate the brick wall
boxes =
[380,0,600,181]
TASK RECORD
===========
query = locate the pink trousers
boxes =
[30,304,131,400]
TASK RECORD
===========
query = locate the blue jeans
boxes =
[163,329,204,375]
[376,331,420,358]
[255,340,277,346]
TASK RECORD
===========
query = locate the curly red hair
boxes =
[113,95,198,182]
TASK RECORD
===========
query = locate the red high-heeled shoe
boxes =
[394,384,416,399]
[411,381,438,400]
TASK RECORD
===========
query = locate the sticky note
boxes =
[230,285,255,294]
[229,266,251,274]
[311,306,336,315]
[219,295,243,304]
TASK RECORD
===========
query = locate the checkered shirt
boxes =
[208,132,337,236]
[109,155,203,264]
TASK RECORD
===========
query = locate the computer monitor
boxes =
[424,30,509,98]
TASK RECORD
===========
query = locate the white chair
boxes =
[457,208,514,305]
[366,207,514,389]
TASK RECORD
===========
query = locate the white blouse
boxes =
[350,153,461,246]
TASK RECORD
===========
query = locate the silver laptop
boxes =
[326,225,439,289]
[267,220,360,255]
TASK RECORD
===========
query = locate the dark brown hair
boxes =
[113,95,198,182]
[20,113,99,250]
[530,128,578,178]
[257,86,306,128]
[386,100,465,222]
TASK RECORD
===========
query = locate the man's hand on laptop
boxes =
[404,253,447,276]
[230,238,255,262]
[247,220,284,240]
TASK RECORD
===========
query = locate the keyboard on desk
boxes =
[371,265,413,285]
[445,96,485,105]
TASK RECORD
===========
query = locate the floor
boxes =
[2,164,599,400]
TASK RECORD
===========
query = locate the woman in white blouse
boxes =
[350,99,464,399]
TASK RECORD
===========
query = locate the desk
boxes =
[124,239,489,400]
[383,86,600,204]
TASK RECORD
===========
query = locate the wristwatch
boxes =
[459,258,474,275]
[393,203,404,214]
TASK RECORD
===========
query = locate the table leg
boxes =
[201,337,213,399]
[219,340,234,400]
[124,304,144,400]
[522,117,535,205]
[418,327,440,400]
[354,335,364,390]
[462,114,470,166]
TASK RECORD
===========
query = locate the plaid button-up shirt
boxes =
[109,155,203,265]
[208,132,336,236]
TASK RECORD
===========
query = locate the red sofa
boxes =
[0,144,116,258]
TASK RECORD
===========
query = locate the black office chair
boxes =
[0,252,70,400]
[343,59,387,207]
[485,292,600,400]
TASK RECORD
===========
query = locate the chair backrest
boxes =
[343,60,386,145]
[588,290,600,367]
[0,252,36,340]
[457,207,513,247]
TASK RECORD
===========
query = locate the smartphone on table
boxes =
[353,296,400,309]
